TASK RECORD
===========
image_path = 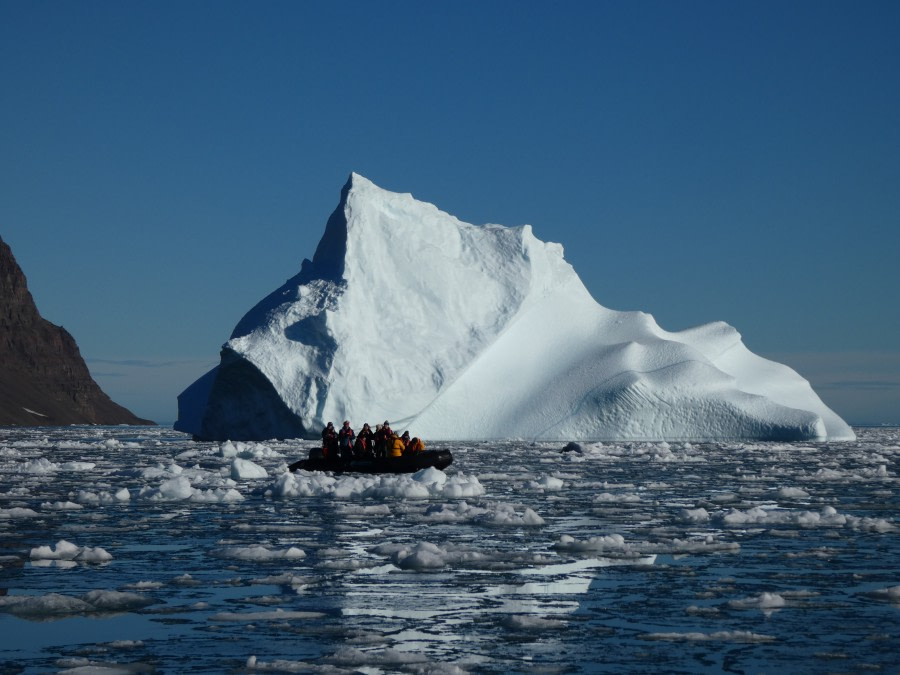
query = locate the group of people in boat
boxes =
[321,420,426,462]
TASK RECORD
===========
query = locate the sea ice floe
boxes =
[137,475,243,503]
[680,507,711,522]
[728,592,787,615]
[641,630,776,642]
[0,590,154,618]
[270,468,484,500]
[209,608,324,621]
[553,533,630,554]
[863,585,900,604]
[219,440,283,460]
[776,486,810,499]
[230,457,268,480]
[502,614,567,630]
[529,476,565,491]
[715,504,895,532]
[30,539,113,563]
[40,500,83,510]
[77,487,131,504]
[0,507,40,518]
[210,545,306,562]
[421,500,544,526]
[374,541,491,571]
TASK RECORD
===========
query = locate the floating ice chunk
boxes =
[390,542,447,570]
[0,590,154,618]
[502,614,567,630]
[411,466,447,486]
[485,503,545,526]
[40,501,84,511]
[30,540,112,563]
[31,540,81,560]
[667,536,740,554]
[554,533,628,553]
[680,507,710,523]
[777,487,810,499]
[641,630,776,642]
[144,475,193,501]
[270,469,484,500]
[864,585,900,604]
[424,501,544,526]
[211,545,306,562]
[59,461,96,471]
[530,476,565,491]
[230,457,269,480]
[140,463,184,479]
[0,507,40,518]
[219,440,240,458]
[22,457,58,473]
[728,592,787,614]
[123,581,164,590]
[594,491,641,503]
[210,608,325,621]
[76,488,131,505]
[327,647,430,669]
[76,547,113,563]
[137,476,243,503]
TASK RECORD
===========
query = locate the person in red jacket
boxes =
[374,421,392,459]
[354,423,374,458]
[321,422,338,459]
[338,420,355,462]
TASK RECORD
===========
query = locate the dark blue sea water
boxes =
[0,426,897,673]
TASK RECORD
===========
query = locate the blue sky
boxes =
[2,1,898,425]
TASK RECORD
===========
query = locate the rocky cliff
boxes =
[0,236,153,426]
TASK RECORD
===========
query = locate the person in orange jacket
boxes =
[405,436,425,453]
[389,433,406,458]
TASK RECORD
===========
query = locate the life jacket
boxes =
[407,437,425,452]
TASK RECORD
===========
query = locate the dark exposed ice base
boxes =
[0,426,897,673]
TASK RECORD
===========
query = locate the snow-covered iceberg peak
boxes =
[175,173,854,442]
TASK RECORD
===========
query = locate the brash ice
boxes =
[175,174,853,442]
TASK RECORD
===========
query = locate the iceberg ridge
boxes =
[175,173,854,442]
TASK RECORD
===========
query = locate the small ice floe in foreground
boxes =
[373,540,492,571]
[210,545,305,562]
[502,614,567,630]
[209,608,325,622]
[0,590,155,619]
[640,630,776,643]
[230,457,268,480]
[76,487,131,504]
[270,467,484,500]
[422,500,544,526]
[137,475,244,503]
[553,533,629,554]
[0,507,40,519]
[728,592,787,616]
[863,585,900,604]
[529,475,565,491]
[29,539,112,564]
[777,486,810,500]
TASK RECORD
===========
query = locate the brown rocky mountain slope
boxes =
[0,236,154,425]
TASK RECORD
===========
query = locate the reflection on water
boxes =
[0,426,898,672]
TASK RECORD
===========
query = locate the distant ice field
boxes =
[0,426,897,673]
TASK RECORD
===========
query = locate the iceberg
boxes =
[176,173,854,442]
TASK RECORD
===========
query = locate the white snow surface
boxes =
[176,173,853,442]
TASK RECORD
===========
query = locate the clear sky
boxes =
[2,1,898,426]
